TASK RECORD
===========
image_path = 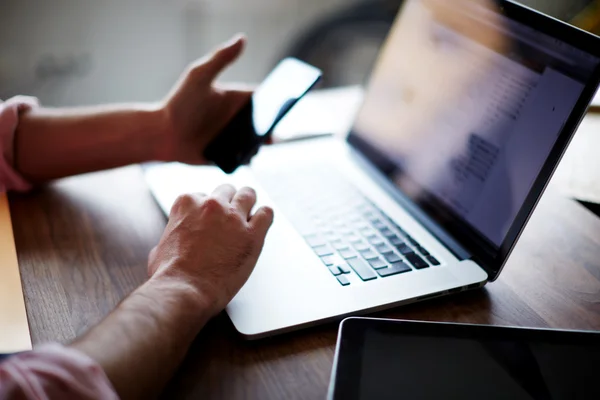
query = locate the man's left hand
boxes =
[159,34,253,164]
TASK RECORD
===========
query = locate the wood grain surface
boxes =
[9,165,600,399]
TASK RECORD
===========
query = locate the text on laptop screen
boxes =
[350,0,599,247]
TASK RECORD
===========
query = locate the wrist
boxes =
[144,274,214,331]
[147,104,176,162]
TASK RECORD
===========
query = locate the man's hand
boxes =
[159,35,253,164]
[72,187,272,399]
[13,34,254,183]
[148,185,274,317]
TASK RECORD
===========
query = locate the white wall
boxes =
[183,0,349,82]
[0,0,583,106]
[0,0,348,106]
[0,0,187,106]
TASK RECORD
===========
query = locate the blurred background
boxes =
[1,0,599,107]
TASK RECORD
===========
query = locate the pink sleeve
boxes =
[0,97,37,193]
[0,344,118,400]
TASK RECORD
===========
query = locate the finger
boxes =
[250,206,275,236]
[147,246,159,277]
[194,34,246,83]
[170,192,206,217]
[148,246,158,264]
[212,184,237,203]
[215,82,256,93]
[5,95,40,112]
[231,187,257,219]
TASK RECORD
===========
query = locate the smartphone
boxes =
[204,58,322,174]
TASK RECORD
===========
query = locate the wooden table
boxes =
[8,162,600,399]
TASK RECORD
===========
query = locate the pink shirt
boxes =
[0,345,117,400]
[0,96,35,192]
[0,98,118,399]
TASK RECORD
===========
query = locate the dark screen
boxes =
[357,329,600,399]
[350,0,600,248]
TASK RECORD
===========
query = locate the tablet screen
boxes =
[331,320,600,400]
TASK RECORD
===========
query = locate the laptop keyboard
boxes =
[259,169,441,286]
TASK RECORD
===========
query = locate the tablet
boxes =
[328,318,600,400]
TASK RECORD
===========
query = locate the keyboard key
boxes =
[360,249,379,260]
[375,243,392,254]
[380,227,395,238]
[363,211,378,220]
[323,231,341,242]
[338,227,354,235]
[366,216,381,225]
[343,232,361,242]
[368,258,388,270]
[388,236,404,246]
[332,220,347,228]
[312,220,326,229]
[405,253,429,269]
[417,246,430,256]
[347,258,378,281]
[328,266,342,276]
[352,241,371,252]
[321,255,337,266]
[383,252,402,263]
[352,221,369,229]
[348,215,363,223]
[377,262,412,277]
[427,255,441,266]
[304,234,326,248]
[391,223,407,236]
[314,244,334,257]
[406,236,420,247]
[337,275,351,286]
[367,236,384,246]
[357,203,372,212]
[331,240,349,250]
[372,220,387,230]
[339,263,352,274]
[339,248,358,259]
[359,227,377,237]
[396,243,413,255]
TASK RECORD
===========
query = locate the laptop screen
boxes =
[348,0,600,253]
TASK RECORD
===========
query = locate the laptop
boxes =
[145,0,600,339]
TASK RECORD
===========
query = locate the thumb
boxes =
[193,34,246,83]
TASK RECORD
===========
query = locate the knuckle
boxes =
[240,186,256,197]
[173,193,195,209]
[237,188,257,204]
[202,197,223,212]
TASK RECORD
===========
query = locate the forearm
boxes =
[72,276,211,399]
[14,104,171,183]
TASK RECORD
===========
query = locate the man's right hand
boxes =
[72,185,273,399]
[147,184,274,317]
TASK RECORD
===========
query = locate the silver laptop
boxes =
[145,0,600,339]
